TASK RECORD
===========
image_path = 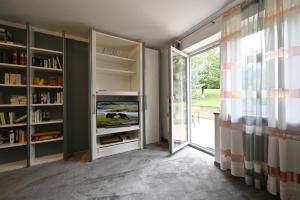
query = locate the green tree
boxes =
[191,47,220,90]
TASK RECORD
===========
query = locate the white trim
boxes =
[0,18,88,42]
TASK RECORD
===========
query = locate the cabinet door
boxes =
[145,48,160,144]
[169,47,190,154]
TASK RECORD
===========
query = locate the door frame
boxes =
[169,46,191,154]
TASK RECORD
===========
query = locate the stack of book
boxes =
[32,56,62,69]
[0,72,24,85]
[32,92,63,104]
[0,50,26,65]
[0,129,27,145]
[31,110,50,123]
[32,75,63,86]
[0,112,26,125]
[10,95,27,104]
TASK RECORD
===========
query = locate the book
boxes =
[14,114,27,123]
[9,73,16,84]
[4,73,9,84]
[15,74,21,85]
[56,57,62,69]
[0,112,6,125]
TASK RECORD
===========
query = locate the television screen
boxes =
[96,101,139,128]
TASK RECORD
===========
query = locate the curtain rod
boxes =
[178,0,245,42]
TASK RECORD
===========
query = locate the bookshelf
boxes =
[89,29,143,160]
[0,23,28,172]
[0,22,67,172]
[28,27,65,166]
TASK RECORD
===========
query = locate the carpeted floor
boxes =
[0,144,279,200]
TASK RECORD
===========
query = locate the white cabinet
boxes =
[144,48,160,144]
[89,30,143,160]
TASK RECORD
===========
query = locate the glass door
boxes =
[169,47,190,154]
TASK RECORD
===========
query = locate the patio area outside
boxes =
[190,46,220,150]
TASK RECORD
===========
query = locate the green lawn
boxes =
[192,89,220,107]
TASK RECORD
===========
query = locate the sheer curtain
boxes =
[220,0,300,199]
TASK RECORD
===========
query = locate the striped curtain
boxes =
[219,0,300,199]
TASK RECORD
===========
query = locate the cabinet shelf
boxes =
[0,123,27,128]
[30,66,63,72]
[0,142,27,149]
[31,137,63,144]
[0,104,26,107]
[0,160,27,173]
[0,84,26,88]
[96,67,136,76]
[0,41,26,49]
[97,125,140,136]
[31,103,63,107]
[31,47,62,55]
[0,63,27,69]
[32,153,63,166]
[96,52,136,66]
[96,90,139,96]
[31,85,63,89]
[97,138,139,148]
[31,120,63,125]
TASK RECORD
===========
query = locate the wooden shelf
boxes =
[0,160,27,173]
[31,137,63,144]
[96,32,139,48]
[96,67,136,76]
[96,90,139,96]
[31,103,63,107]
[31,85,63,89]
[32,153,63,166]
[0,84,26,87]
[0,123,27,128]
[30,66,63,72]
[0,142,27,149]
[31,47,62,55]
[96,52,136,66]
[0,41,26,49]
[97,125,140,136]
[0,63,27,69]
[31,120,63,125]
[0,104,26,107]
[98,138,139,148]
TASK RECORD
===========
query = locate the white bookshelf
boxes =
[90,29,143,160]
[0,23,66,172]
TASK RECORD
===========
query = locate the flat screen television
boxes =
[96,101,139,128]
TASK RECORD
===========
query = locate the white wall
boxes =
[145,48,160,144]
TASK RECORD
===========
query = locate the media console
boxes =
[89,30,143,160]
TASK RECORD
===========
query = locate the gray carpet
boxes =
[0,144,279,200]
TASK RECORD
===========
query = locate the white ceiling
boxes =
[0,0,231,47]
